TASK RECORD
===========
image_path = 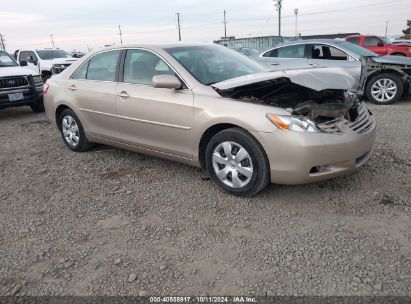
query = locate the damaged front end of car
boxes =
[212,68,375,135]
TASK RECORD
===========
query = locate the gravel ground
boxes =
[0,98,410,297]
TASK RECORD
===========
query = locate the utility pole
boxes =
[223,10,227,38]
[294,8,299,37]
[385,21,389,38]
[50,34,55,48]
[118,25,123,45]
[273,0,283,41]
[0,33,5,50]
[176,13,182,41]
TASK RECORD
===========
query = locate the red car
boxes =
[345,35,411,57]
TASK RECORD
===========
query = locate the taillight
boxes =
[43,83,49,94]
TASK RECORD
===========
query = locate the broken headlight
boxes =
[266,114,319,133]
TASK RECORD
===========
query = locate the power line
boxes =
[176,13,182,41]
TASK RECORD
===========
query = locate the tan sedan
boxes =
[43,44,376,196]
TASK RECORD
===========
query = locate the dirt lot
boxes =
[0,98,410,297]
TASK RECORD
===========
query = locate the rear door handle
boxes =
[117,91,129,99]
[68,85,77,91]
[270,62,280,66]
[309,63,320,67]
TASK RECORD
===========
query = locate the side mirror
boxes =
[33,60,38,66]
[19,60,28,66]
[152,75,182,89]
[377,41,384,47]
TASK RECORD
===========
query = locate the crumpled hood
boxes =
[372,55,411,66]
[212,67,357,92]
[0,66,40,77]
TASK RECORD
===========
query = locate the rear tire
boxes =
[30,99,45,113]
[205,128,270,197]
[366,73,403,105]
[59,109,94,152]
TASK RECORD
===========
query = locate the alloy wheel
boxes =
[62,115,80,147]
[371,78,397,103]
[212,141,254,189]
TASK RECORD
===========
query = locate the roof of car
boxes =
[263,39,353,51]
[100,43,215,51]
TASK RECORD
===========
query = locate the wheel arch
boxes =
[198,123,239,168]
[365,69,406,89]
[388,52,407,56]
[197,123,271,170]
[55,105,72,130]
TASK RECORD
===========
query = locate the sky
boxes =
[0,0,410,52]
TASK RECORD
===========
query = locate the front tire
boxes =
[205,128,270,197]
[59,109,94,152]
[30,99,45,113]
[366,73,403,105]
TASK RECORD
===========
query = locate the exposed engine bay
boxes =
[216,77,361,124]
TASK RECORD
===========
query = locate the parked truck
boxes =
[345,35,411,57]
[14,48,78,80]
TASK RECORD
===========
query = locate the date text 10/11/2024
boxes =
[149,296,257,303]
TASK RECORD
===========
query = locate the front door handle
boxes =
[270,62,280,66]
[309,63,320,67]
[117,91,129,99]
[68,85,77,91]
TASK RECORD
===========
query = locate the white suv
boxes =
[0,49,44,112]
[14,48,77,80]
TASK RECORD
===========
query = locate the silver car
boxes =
[255,39,411,105]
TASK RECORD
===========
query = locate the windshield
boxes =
[165,45,266,85]
[0,51,18,67]
[36,50,70,60]
[337,41,378,57]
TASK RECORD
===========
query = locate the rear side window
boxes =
[347,37,360,45]
[364,37,381,47]
[262,49,277,57]
[264,45,305,59]
[123,49,174,85]
[86,51,120,81]
[72,62,88,79]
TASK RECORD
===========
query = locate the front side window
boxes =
[364,37,382,47]
[123,49,174,85]
[0,51,18,67]
[165,45,266,85]
[347,37,360,45]
[19,51,36,62]
[311,45,347,60]
[86,51,120,81]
